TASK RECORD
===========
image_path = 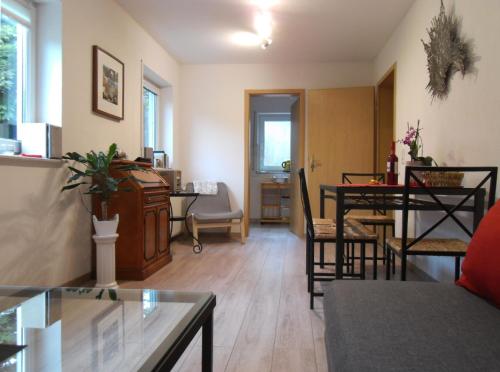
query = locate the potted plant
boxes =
[61,143,141,235]
[399,120,436,166]
[61,144,144,288]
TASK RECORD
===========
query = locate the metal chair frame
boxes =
[341,172,396,277]
[299,169,377,309]
[386,166,497,281]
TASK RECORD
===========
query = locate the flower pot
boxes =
[93,214,119,236]
[92,214,119,288]
[406,160,426,186]
[406,160,424,167]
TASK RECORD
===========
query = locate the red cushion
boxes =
[457,200,500,307]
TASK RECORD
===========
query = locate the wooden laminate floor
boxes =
[119,225,423,372]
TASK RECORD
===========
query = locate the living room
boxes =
[0,0,499,371]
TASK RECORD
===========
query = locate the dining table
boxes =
[319,183,488,279]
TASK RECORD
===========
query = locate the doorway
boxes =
[376,65,396,174]
[244,90,305,237]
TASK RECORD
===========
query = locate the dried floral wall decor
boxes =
[421,0,471,100]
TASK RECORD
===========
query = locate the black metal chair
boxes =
[299,169,378,309]
[386,166,497,281]
[342,172,396,278]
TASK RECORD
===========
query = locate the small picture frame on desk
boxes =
[153,151,168,169]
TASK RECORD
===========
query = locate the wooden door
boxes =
[307,87,375,218]
[289,98,304,236]
[377,70,395,173]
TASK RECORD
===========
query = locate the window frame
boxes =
[142,79,160,150]
[254,112,291,173]
[0,0,36,130]
[0,0,37,141]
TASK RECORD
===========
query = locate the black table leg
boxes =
[454,256,461,281]
[320,189,326,268]
[202,311,213,372]
[336,190,345,279]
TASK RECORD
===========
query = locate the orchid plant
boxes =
[399,120,436,166]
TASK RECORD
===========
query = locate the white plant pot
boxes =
[406,160,424,167]
[92,214,119,288]
[93,214,119,236]
[93,233,119,288]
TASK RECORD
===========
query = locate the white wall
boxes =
[62,0,180,159]
[0,0,180,285]
[373,0,500,281]
[179,63,373,213]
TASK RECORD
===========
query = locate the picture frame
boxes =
[92,45,125,121]
[153,150,166,169]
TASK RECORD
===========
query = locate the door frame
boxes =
[375,63,397,172]
[243,89,306,237]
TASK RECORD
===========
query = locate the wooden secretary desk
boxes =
[92,160,171,280]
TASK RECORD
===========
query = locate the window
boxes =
[143,81,159,150]
[255,113,291,172]
[0,0,33,141]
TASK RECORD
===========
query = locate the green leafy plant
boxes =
[61,143,143,220]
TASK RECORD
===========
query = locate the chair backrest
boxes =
[298,168,314,237]
[400,166,498,254]
[342,172,387,215]
[184,182,232,214]
[342,172,385,184]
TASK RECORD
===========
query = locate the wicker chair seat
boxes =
[349,214,395,225]
[314,219,377,241]
[313,218,334,226]
[386,237,468,255]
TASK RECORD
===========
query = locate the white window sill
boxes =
[0,154,62,167]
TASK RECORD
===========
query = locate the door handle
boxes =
[310,156,322,172]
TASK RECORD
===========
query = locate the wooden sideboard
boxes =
[92,160,171,280]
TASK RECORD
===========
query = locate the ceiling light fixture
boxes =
[260,38,272,50]
[254,10,273,49]
[232,1,275,50]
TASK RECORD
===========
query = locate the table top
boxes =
[0,286,215,372]
[320,183,479,195]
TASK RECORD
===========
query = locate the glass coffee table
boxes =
[0,286,216,371]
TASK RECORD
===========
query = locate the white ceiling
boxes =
[117,0,415,64]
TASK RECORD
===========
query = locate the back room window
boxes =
[255,113,291,172]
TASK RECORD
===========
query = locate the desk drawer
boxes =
[144,192,169,206]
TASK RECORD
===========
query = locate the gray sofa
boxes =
[324,281,500,372]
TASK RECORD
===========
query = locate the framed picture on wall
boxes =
[92,45,125,121]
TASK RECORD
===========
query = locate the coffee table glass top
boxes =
[0,286,213,371]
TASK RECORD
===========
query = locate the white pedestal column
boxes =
[93,233,119,288]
